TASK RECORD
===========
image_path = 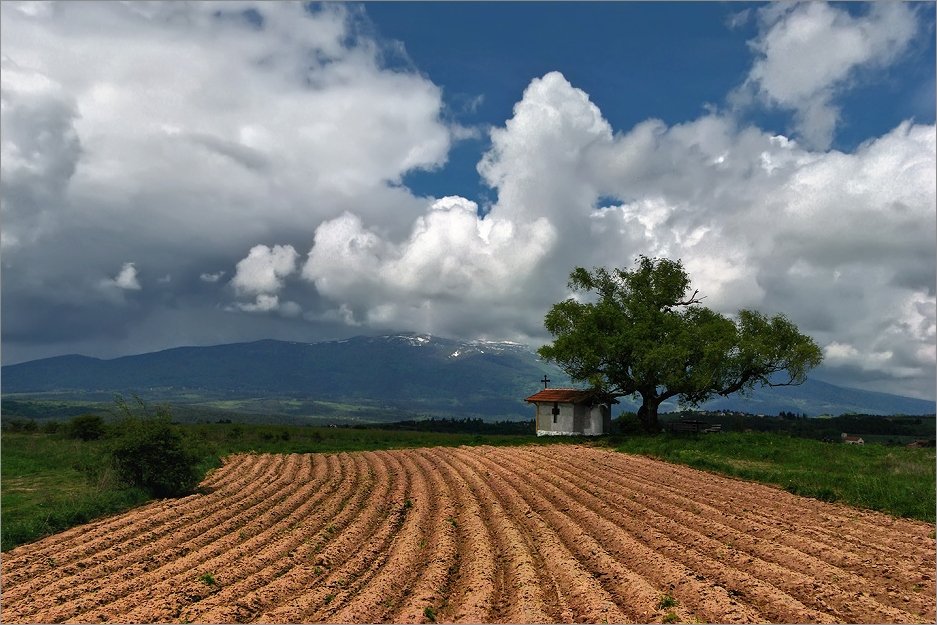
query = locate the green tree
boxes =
[66,414,105,441]
[538,257,823,432]
[108,397,200,498]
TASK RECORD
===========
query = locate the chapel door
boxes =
[573,404,584,433]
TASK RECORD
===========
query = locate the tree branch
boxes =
[716,367,802,397]
[765,373,799,387]
[670,289,704,308]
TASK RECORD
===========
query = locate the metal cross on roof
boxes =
[541,374,550,389]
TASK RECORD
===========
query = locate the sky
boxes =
[1,1,935,401]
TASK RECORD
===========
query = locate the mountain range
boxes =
[2,334,934,420]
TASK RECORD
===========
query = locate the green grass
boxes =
[1,433,149,551]
[658,591,678,610]
[1,424,557,551]
[611,432,935,522]
[5,425,933,552]
[187,422,548,455]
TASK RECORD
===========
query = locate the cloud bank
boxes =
[300,71,936,398]
[2,1,934,400]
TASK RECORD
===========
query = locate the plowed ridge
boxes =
[2,445,934,624]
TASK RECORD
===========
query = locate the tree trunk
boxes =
[637,395,661,433]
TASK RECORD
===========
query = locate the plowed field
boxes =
[2,444,934,624]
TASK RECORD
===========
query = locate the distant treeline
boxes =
[3,398,933,443]
[646,411,935,443]
[353,412,934,441]
[1,399,94,419]
[355,417,537,436]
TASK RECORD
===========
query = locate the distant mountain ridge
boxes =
[2,334,934,419]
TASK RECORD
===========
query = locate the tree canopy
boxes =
[538,257,823,432]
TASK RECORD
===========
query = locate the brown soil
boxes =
[2,444,933,624]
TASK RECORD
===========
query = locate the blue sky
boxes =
[376,1,761,204]
[1,1,935,400]
[365,2,935,201]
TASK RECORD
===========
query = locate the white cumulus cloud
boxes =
[231,244,298,297]
[299,70,935,398]
[301,197,556,329]
[102,262,141,291]
[0,0,455,316]
[232,294,299,316]
[200,271,225,284]
[736,2,919,149]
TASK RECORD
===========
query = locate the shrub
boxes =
[2,418,38,432]
[613,412,644,435]
[109,401,200,498]
[67,414,106,441]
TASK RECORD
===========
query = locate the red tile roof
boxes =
[525,388,617,404]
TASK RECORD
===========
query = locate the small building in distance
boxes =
[525,388,616,436]
[841,433,865,445]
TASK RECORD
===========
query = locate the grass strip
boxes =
[610,431,935,522]
[4,427,933,552]
[1,425,560,551]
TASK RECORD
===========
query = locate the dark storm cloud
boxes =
[1,1,934,401]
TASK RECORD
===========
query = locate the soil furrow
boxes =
[0,453,297,620]
[450,447,631,624]
[431,447,555,623]
[603,450,927,551]
[496,446,776,623]
[517,446,916,623]
[204,450,380,623]
[324,450,437,623]
[253,450,407,623]
[20,454,310,623]
[2,444,933,625]
[541,446,929,589]
[103,452,339,624]
[422,447,499,623]
[5,448,276,579]
[392,449,460,624]
[534,445,933,621]
[303,450,416,623]
[180,452,361,623]
[562,445,935,609]
[0,453,276,588]
[469,446,727,623]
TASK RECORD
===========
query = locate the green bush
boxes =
[1,418,38,433]
[613,412,644,435]
[67,414,105,441]
[109,402,200,498]
[41,420,62,434]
